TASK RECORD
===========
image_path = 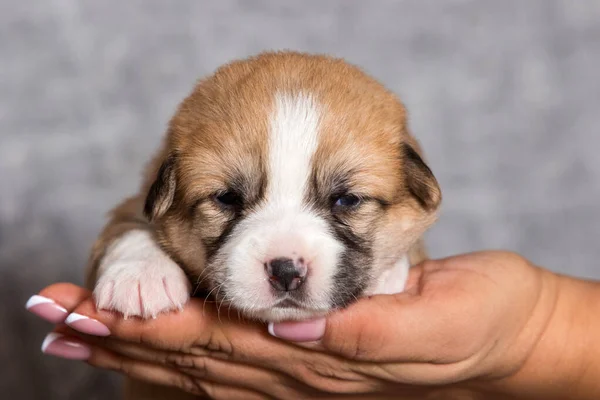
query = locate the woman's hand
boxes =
[27,251,600,399]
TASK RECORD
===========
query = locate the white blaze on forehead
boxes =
[268,92,321,205]
[217,91,344,321]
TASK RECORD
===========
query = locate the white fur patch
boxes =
[365,255,410,295]
[217,93,344,321]
[268,92,320,206]
[94,230,191,319]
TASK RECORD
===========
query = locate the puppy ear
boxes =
[402,143,441,211]
[144,154,177,221]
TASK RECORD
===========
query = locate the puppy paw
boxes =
[93,230,191,319]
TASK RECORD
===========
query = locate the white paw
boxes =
[94,230,191,319]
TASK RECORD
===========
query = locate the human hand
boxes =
[27,251,589,399]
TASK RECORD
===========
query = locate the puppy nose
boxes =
[265,257,306,291]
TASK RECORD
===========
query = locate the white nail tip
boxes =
[267,322,276,337]
[65,313,89,325]
[41,332,63,352]
[26,295,67,312]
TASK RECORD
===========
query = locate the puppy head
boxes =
[144,52,441,322]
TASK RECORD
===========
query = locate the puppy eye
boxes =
[333,194,362,210]
[214,191,243,209]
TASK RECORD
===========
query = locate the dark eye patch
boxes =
[332,193,361,209]
[309,167,388,216]
[213,190,244,210]
[200,188,248,263]
[201,172,266,262]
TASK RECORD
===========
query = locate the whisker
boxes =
[192,269,212,297]
[215,285,224,323]
[202,282,224,315]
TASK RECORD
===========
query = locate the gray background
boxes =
[1,1,599,399]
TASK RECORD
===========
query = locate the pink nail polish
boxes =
[41,333,91,360]
[268,318,326,342]
[65,313,111,336]
[25,295,68,323]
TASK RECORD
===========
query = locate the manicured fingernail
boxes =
[25,295,68,323]
[41,332,91,360]
[268,318,326,342]
[65,313,111,336]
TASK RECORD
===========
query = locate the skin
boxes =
[32,251,600,399]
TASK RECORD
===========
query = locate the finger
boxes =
[63,293,319,368]
[87,344,269,400]
[100,336,377,398]
[40,331,92,360]
[54,324,182,361]
[325,261,502,362]
[46,326,204,390]
[60,295,254,352]
[25,283,231,349]
[38,329,460,398]
[265,264,428,345]
[26,283,92,323]
[88,346,206,396]
[59,295,318,382]
[106,338,379,398]
[268,264,428,348]
[55,320,377,398]
[151,349,305,399]
[271,259,484,363]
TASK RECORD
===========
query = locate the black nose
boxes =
[266,257,305,291]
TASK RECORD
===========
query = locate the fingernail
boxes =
[268,318,326,342]
[41,332,91,360]
[65,313,111,336]
[25,295,68,323]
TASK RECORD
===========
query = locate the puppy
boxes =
[87,51,441,323]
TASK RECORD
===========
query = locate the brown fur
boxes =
[84,51,441,399]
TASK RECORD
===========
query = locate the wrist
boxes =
[490,269,600,399]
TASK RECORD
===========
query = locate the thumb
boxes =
[269,265,447,361]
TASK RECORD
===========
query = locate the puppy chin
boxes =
[247,307,330,323]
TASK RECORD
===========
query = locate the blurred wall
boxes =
[1,1,599,398]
